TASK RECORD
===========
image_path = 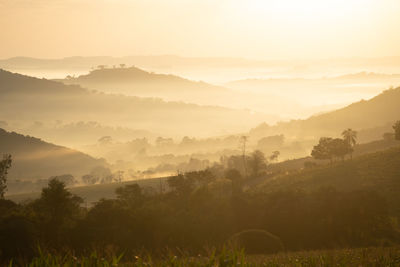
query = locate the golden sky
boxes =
[1,0,400,59]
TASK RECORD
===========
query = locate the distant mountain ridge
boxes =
[58,66,305,118]
[0,69,274,138]
[2,56,400,70]
[58,66,230,96]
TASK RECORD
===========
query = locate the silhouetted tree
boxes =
[311,137,334,163]
[269,151,280,162]
[167,173,195,197]
[32,179,83,245]
[393,120,400,140]
[115,183,143,206]
[81,174,99,185]
[330,138,352,161]
[311,137,352,163]
[248,150,267,177]
[0,154,12,198]
[49,174,76,186]
[342,128,357,159]
[225,169,243,194]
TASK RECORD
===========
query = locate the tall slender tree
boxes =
[342,128,357,159]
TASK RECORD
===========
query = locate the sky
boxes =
[1,0,400,60]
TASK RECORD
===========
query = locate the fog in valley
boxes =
[1,0,400,264]
[2,56,400,193]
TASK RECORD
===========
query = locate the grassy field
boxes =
[6,176,170,206]
[9,247,400,266]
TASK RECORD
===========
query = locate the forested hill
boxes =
[59,66,229,96]
[250,86,400,140]
[0,128,106,181]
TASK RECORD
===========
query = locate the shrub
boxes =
[229,229,284,254]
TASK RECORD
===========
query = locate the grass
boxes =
[7,247,400,267]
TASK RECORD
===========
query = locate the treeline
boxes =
[1,170,399,262]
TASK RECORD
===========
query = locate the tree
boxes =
[393,121,400,140]
[330,138,353,161]
[342,128,357,147]
[311,137,334,162]
[167,173,195,197]
[116,184,143,206]
[269,151,280,162]
[33,178,83,245]
[239,136,249,177]
[81,174,99,185]
[248,150,267,177]
[342,128,357,159]
[49,174,76,186]
[225,168,243,194]
[311,137,352,163]
[0,154,12,198]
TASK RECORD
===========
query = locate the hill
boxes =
[58,67,297,117]
[226,73,400,117]
[0,69,274,139]
[59,66,226,95]
[257,146,400,216]
[249,86,400,142]
[0,128,106,182]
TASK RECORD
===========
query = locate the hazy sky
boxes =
[1,0,400,60]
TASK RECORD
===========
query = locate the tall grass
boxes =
[7,246,400,266]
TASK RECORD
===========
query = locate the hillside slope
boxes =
[250,86,400,141]
[59,67,298,117]
[258,146,400,215]
[60,66,226,96]
[0,69,273,137]
[0,128,106,181]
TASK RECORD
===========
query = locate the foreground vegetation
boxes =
[1,126,399,265]
[8,247,400,266]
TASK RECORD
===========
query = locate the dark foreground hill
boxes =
[257,146,400,216]
[0,128,106,181]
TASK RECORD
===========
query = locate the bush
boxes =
[229,229,284,254]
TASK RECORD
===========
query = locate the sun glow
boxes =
[234,0,375,25]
